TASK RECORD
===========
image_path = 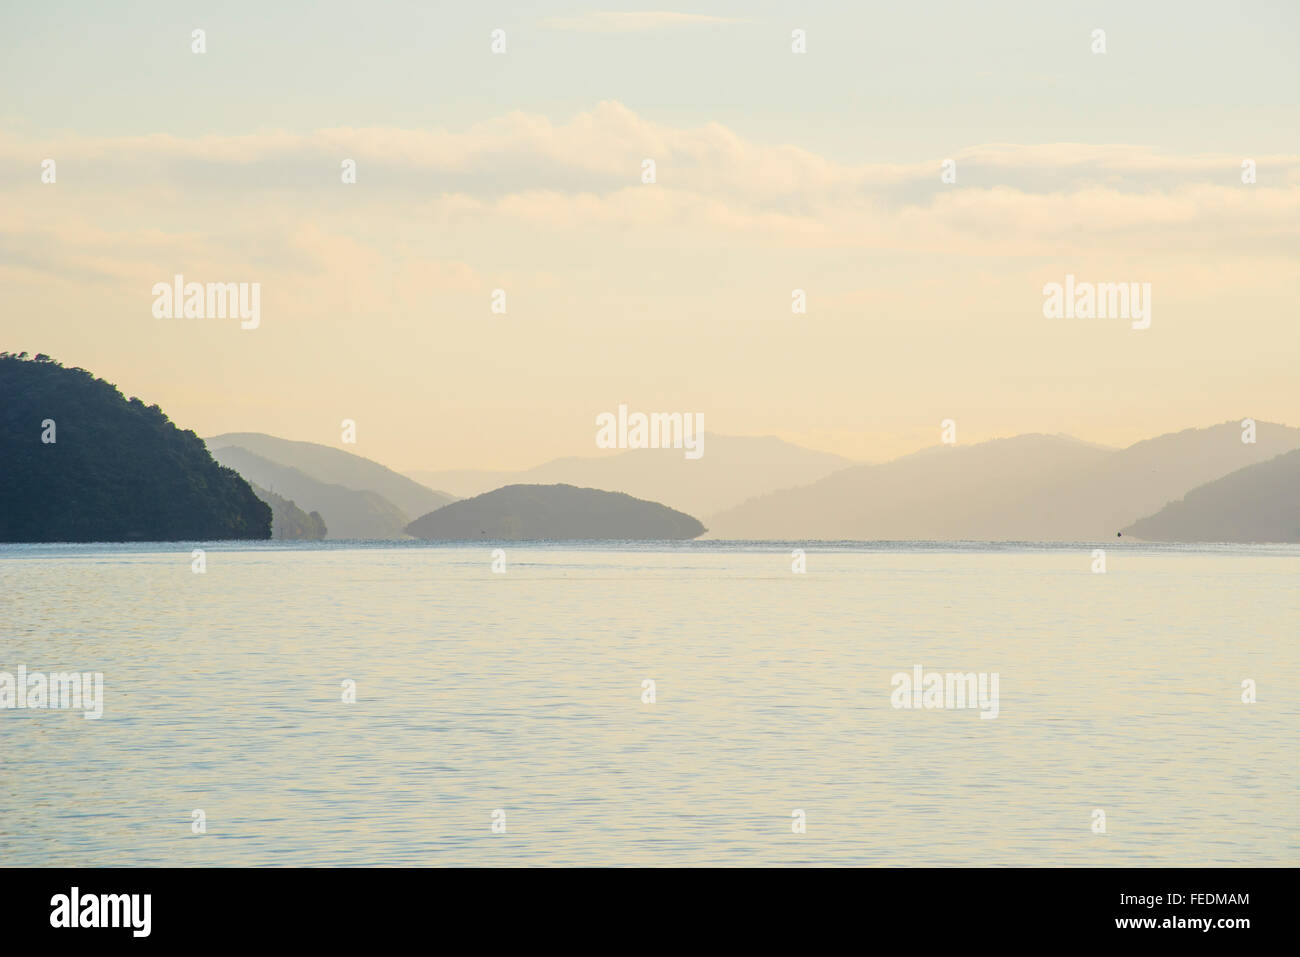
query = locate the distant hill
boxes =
[705,434,1110,540]
[0,353,270,542]
[1004,420,1300,540]
[405,484,706,540]
[1124,449,1300,543]
[206,432,454,518]
[706,422,1300,541]
[211,446,410,539]
[406,435,854,518]
[248,483,327,540]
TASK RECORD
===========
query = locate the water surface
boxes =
[1,541,1295,865]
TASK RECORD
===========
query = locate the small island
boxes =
[405,483,706,541]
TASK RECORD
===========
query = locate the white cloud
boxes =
[1,102,1296,293]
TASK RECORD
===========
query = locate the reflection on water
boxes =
[1,541,1296,865]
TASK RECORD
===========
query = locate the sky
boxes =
[2,1,1297,470]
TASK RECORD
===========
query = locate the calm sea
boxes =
[1,541,1296,866]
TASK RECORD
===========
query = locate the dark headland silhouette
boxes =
[405,484,707,541]
[0,354,269,542]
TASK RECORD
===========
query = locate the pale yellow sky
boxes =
[2,5,1297,471]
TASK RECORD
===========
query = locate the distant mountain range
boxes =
[705,421,1300,541]
[406,484,706,541]
[208,445,422,540]
[189,420,1300,544]
[207,433,453,518]
[706,433,1109,539]
[406,435,855,519]
[6,354,1296,544]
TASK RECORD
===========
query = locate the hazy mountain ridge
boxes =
[705,422,1300,541]
[211,446,411,539]
[405,484,706,541]
[706,433,1111,540]
[1002,420,1300,540]
[248,482,327,540]
[1124,448,1300,543]
[406,434,855,517]
[207,432,454,517]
